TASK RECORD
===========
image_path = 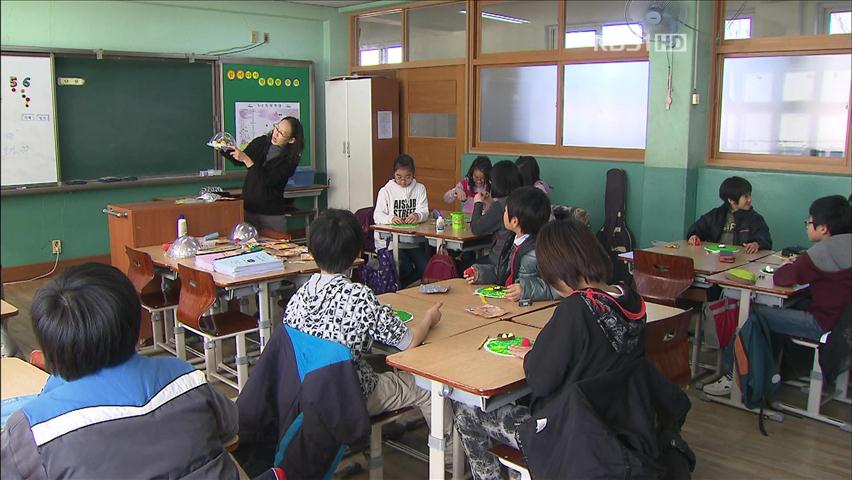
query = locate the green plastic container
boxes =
[450,211,465,227]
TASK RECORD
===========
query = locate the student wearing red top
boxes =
[464,186,559,302]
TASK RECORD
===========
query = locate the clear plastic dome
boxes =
[166,235,202,259]
[207,132,236,150]
[231,222,258,243]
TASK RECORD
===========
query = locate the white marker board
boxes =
[1,55,59,186]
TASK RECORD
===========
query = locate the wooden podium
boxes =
[104,200,244,274]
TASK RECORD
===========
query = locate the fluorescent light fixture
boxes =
[459,9,530,24]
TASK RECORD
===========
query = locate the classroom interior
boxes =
[2,1,851,479]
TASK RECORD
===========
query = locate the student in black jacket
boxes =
[453,219,647,480]
[686,176,772,253]
[469,160,523,265]
[227,116,304,233]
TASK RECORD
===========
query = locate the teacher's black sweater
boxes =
[231,134,300,215]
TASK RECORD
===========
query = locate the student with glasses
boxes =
[227,116,305,233]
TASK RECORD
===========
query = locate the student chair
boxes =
[125,247,180,355]
[176,263,259,391]
[645,309,694,386]
[488,444,531,480]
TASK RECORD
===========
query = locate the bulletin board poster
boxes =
[221,62,312,172]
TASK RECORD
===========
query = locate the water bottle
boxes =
[436,215,445,233]
[177,214,188,238]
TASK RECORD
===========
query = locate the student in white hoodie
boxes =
[374,154,430,287]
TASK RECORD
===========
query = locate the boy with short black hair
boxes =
[285,209,453,433]
[687,176,772,254]
[1,263,241,479]
[465,186,559,302]
[704,195,851,396]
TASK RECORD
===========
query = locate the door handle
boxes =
[343,141,346,154]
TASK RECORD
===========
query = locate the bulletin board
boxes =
[220,60,313,172]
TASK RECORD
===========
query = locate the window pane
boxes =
[565,30,597,48]
[724,18,752,39]
[409,113,457,138]
[562,62,649,149]
[829,11,851,34]
[480,1,560,54]
[480,66,557,145]
[564,1,646,48]
[409,2,466,61]
[358,12,402,66]
[725,1,846,38]
[719,54,851,157]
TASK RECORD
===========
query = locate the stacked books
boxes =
[212,251,283,277]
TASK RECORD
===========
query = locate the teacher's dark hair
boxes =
[281,116,305,164]
[31,263,141,380]
[536,219,612,289]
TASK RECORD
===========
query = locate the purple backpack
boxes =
[358,238,399,295]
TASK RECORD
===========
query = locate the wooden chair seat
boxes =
[488,444,529,480]
[645,309,693,386]
[139,288,180,311]
[198,311,260,337]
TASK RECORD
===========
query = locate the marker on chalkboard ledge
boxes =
[65,180,88,185]
[97,176,121,183]
[120,176,138,182]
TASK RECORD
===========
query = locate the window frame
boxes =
[468,0,649,161]
[708,0,852,174]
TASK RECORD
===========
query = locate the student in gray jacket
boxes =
[1,263,241,479]
[465,186,559,302]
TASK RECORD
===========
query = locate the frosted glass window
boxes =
[725,1,844,38]
[358,12,402,66]
[409,113,456,138]
[601,24,643,46]
[480,1,559,54]
[565,30,597,48]
[562,62,649,149]
[409,2,466,61]
[480,66,557,145]
[719,55,851,157]
[829,11,851,34]
[725,18,752,39]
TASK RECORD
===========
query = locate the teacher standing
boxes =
[227,116,304,232]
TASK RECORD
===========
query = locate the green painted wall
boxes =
[1,0,350,267]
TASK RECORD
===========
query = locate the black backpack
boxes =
[596,168,634,284]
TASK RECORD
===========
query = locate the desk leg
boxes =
[257,283,271,352]
[429,380,446,480]
[392,233,401,281]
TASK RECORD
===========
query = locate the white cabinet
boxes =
[325,77,399,211]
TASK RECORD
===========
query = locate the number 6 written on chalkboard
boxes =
[23,77,31,87]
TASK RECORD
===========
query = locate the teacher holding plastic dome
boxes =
[227,116,304,233]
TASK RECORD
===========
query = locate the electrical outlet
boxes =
[263,32,270,43]
[251,31,259,44]
[51,239,62,255]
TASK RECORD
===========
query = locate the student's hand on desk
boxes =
[504,283,522,302]
[391,216,404,224]
[687,235,701,246]
[403,213,419,224]
[508,345,531,359]
[463,266,478,283]
[426,302,443,327]
[743,242,759,254]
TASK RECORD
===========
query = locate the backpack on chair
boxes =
[357,237,399,295]
[596,168,634,284]
[421,244,458,284]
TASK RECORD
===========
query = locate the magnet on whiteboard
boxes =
[57,77,85,86]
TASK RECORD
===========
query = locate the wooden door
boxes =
[398,65,465,213]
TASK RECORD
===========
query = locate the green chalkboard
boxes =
[221,62,312,172]
[54,56,215,181]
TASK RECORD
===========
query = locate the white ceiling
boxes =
[287,0,374,8]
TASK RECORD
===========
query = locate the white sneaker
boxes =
[703,373,733,396]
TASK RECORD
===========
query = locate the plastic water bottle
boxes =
[177,214,188,238]
[436,215,445,233]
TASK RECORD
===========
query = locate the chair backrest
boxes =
[645,309,692,385]
[633,251,694,307]
[125,246,158,295]
[177,263,218,331]
[354,206,376,254]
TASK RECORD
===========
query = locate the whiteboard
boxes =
[1,55,58,186]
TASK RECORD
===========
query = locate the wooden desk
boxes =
[394,278,559,321]
[378,292,500,344]
[104,199,244,274]
[1,300,19,320]
[1,357,48,400]
[510,302,686,329]
[703,261,808,417]
[619,240,773,276]
[387,321,541,479]
[373,220,489,277]
[758,252,789,266]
